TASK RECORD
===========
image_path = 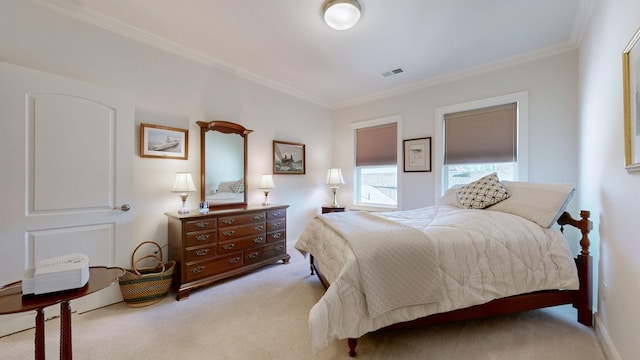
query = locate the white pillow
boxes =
[455,173,511,209]
[436,186,463,208]
[487,181,575,227]
[217,181,236,193]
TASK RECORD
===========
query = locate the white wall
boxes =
[0,1,332,260]
[578,0,640,359]
[332,51,580,212]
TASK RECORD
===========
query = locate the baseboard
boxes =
[594,312,621,360]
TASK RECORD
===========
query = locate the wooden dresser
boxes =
[166,204,289,300]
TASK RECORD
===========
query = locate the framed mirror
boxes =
[197,120,252,209]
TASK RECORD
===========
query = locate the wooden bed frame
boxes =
[309,210,593,357]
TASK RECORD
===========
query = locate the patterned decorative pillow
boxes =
[455,173,510,209]
[230,179,244,193]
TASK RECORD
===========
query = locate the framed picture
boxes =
[403,137,431,172]
[273,140,305,174]
[140,123,188,160]
[623,26,640,173]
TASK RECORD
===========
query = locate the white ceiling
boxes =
[42,0,590,109]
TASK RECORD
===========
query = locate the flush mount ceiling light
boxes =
[322,0,361,30]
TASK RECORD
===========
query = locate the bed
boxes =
[205,179,244,204]
[295,175,593,357]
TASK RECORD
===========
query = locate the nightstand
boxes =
[321,206,345,214]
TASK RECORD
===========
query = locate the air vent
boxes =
[382,67,405,77]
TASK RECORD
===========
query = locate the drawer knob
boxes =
[272,212,281,217]
[195,221,210,228]
[229,257,241,264]
[248,252,259,259]
[195,249,210,256]
[274,222,281,227]
[275,245,284,252]
[192,265,206,274]
[254,215,265,220]
[253,225,264,231]
[253,237,264,244]
[196,234,210,241]
[222,219,235,225]
[223,230,235,237]
[272,233,282,239]
[223,243,235,250]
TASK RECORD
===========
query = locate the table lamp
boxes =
[325,168,345,207]
[172,172,196,214]
[259,174,276,206]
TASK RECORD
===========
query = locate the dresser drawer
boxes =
[219,222,266,241]
[218,234,267,254]
[267,208,286,220]
[267,219,285,232]
[185,244,217,262]
[266,229,286,243]
[245,242,286,265]
[185,253,244,282]
[185,231,216,247]
[184,218,217,233]
[218,212,266,227]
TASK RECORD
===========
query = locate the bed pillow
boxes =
[487,181,575,228]
[455,172,510,209]
[217,181,236,193]
[230,179,244,193]
[436,185,463,208]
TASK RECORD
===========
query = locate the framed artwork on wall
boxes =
[623,26,640,173]
[140,123,188,160]
[403,137,431,172]
[273,140,305,174]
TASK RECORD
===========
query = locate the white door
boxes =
[0,61,134,335]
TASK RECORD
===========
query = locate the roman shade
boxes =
[444,103,517,165]
[356,123,397,166]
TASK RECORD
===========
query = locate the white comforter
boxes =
[295,205,579,353]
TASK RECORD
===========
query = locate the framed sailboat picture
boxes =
[273,140,305,174]
[140,123,188,160]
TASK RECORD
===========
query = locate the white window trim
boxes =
[350,114,403,211]
[434,91,529,199]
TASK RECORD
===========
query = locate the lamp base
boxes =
[178,194,190,214]
[262,190,270,207]
[330,187,339,207]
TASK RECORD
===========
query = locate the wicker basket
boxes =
[118,241,175,308]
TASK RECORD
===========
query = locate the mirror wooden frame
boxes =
[197,120,253,210]
[623,26,640,173]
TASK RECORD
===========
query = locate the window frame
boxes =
[350,115,403,211]
[434,92,529,198]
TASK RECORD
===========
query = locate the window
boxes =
[352,116,402,209]
[435,92,528,197]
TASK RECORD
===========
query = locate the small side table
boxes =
[0,266,124,360]
[321,206,345,214]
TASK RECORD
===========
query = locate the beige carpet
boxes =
[1,250,605,359]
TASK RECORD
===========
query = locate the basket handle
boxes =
[131,241,163,267]
[132,254,165,276]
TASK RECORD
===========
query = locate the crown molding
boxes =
[33,0,332,108]
[332,41,578,110]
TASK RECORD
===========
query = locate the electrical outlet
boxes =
[602,282,608,303]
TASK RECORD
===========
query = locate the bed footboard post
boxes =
[575,253,593,326]
[559,210,594,326]
[348,338,358,357]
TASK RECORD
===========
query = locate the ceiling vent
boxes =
[382,67,405,77]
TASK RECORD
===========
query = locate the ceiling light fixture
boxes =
[322,0,361,31]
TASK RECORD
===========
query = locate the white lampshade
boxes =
[325,168,345,187]
[322,0,361,30]
[172,172,196,193]
[259,174,276,189]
